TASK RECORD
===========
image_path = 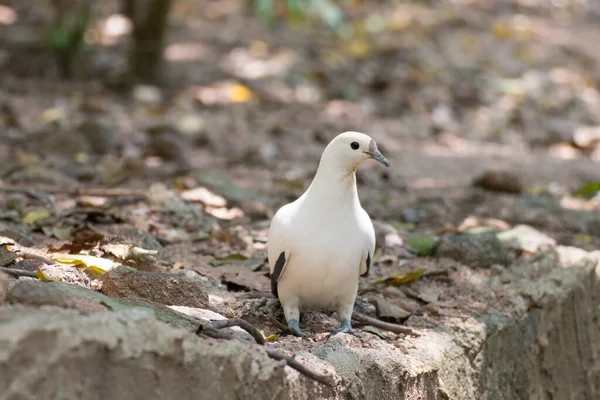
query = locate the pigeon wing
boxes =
[358,208,376,277]
[267,204,294,297]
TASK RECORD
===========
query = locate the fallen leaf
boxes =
[574,181,600,199]
[376,270,424,286]
[260,330,279,342]
[52,254,119,278]
[48,231,105,254]
[361,325,387,339]
[406,235,436,256]
[78,195,109,208]
[180,187,227,207]
[209,253,248,267]
[101,243,131,259]
[574,233,592,244]
[36,268,62,282]
[39,106,66,124]
[414,288,440,303]
[22,210,51,225]
[374,297,412,320]
[229,84,253,103]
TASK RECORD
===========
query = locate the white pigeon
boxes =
[268,131,390,336]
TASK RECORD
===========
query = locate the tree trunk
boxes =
[122,0,172,84]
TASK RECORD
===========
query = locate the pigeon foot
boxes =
[288,319,305,337]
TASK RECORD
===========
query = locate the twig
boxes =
[267,314,291,334]
[195,317,333,387]
[0,184,145,198]
[207,318,266,345]
[265,349,334,387]
[0,267,38,278]
[233,291,274,300]
[19,251,55,265]
[352,312,424,337]
[198,326,235,341]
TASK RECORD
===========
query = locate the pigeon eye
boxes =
[350,142,359,150]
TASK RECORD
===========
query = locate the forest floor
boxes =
[1,0,600,397]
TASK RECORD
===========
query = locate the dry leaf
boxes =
[260,330,279,342]
[52,254,119,278]
[22,210,51,225]
[36,268,62,282]
[229,84,253,103]
[376,270,424,286]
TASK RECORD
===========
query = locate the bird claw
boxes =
[288,319,305,337]
[330,319,355,335]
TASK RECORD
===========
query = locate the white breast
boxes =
[276,206,365,310]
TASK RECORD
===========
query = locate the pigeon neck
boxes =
[305,160,359,206]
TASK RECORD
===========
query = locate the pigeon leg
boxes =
[332,301,356,334]
[330,318,353,334]
[282,298,304,336]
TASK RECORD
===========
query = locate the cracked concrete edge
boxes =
[0,309,300,400]
[288,247,600,399]
[1,247,599,400]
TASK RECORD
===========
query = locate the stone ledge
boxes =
[1,247,598,400]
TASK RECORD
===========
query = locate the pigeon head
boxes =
[320,131,390,172]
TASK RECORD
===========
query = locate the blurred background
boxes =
[0,0,599,246]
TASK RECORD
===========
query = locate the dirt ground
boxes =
[1,0,600,396]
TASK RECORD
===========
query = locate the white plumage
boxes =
[268,131,390,336]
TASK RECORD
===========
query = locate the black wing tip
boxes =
[360,252,371,277]
[271,251,286,298]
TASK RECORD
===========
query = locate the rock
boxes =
[0,272,11,302]
[132,84,162,106]
[473,169,523,194]
[79,117,117,154]
[401,208,426,224]
[6,280,203,331]
[7,281,110,314]
[573,126,600,149]
[101,266,209,308]
[435,232,511,267]
[587,217,600,238]
[0,243,17,268]
[0,309,290,400]
[239,200,270,220]
[124,254,162,272]
[38,263,93,288]
[372,220,403,249]
[373,297,411,321]
[496,225,556,253]
[176,113,206,138]
[228,225,254,251]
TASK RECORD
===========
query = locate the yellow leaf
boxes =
[39,107,66,124]
[81,266,107,279]
[260,330,279,342]
[346,39,371,58]
[491,22,510,39]
[36,269,61,282]
[14,150,40,165]
[376,270,424,286]
[74,152,89,164]
[229,84,253,103]
[23,210,51,224]
[574,233,591,244]
[52,253,119,278]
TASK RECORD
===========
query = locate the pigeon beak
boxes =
[366,140,390,167]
